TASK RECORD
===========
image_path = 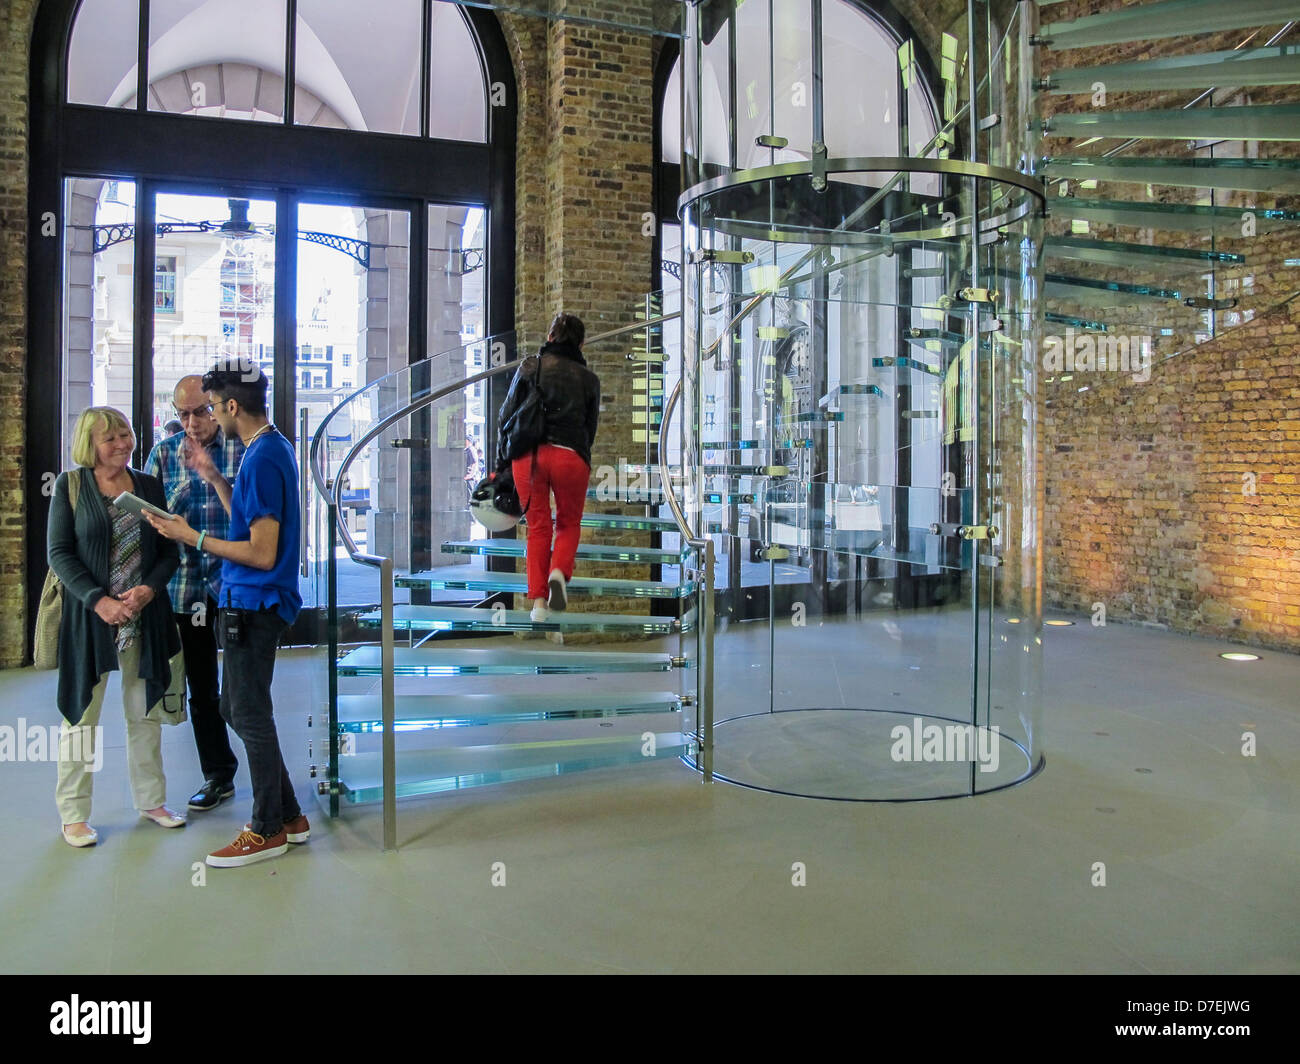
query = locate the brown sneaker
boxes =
[244,814,310,845]
[206,829,288,868]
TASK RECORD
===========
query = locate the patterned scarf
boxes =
[106,500,143,652]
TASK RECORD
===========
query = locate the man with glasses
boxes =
[144,375,244,812]
[146,358,306,867]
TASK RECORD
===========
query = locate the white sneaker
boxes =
[547,569,568,611]
[530,600,551,623]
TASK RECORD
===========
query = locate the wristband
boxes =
[196,531,207,552]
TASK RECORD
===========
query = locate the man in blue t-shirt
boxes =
[146,358,307,868]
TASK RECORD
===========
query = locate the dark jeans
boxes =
[176,598,238,786]
[217,607,301,838]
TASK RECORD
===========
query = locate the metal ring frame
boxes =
[678,156,1047,218]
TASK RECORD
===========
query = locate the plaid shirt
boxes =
[144,428,246,612]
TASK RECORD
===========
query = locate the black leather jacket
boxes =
[497,341,601,466]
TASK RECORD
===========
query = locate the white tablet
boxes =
[113,491,177,523]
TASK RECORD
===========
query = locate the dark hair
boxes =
[548,312,585,348]
[202,357,268,416]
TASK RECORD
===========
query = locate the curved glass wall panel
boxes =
[676,0,1045,800]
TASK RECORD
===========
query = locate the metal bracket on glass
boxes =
[1029,34,1053,47]
[959,524,998,541]
[317,781,328,795]
[762,547,790,561]
[680,694,695,707]
[811,141,828,193]
[978,113,1002,131]
[390,438,428,449]
[979,554,1004,568]
[670,656,689,668]
[1183,296,1238,311]
[756,135,789,149]
[626,351,669,362]
[980,318,1004,333]
[309,764,317,778]
[689,248,754,266]
[957,287,999,305]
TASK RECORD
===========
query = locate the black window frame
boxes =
[26,0,518,655]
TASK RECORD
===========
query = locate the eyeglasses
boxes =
[175,404,213,420]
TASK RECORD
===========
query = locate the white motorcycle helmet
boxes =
[470,471,521,532]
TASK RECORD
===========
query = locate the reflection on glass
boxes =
[152,193,276,454]
[298,202,410,606]
[62,179,136,467]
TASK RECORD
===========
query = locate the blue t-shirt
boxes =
[222,428,302,625]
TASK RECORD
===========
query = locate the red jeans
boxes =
[512,444,591,600]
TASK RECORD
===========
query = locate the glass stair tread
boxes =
[873,356,941,375]
[1045,236,1245,269]
[1043,103,1300,142]
[440,539,683,563]
[1041,0,1300,51]
[1043,156,1300,195]
[1050,198,1300,233]
[397,566,693,598]
[1046,311,1111,331]
[698,464,791,475]
[585,485,667,503]
[356,604,682,635]
[526,511,681,532]
[1045,273,1186,302]
[1043,45,1300,93]
[336,691,682,730]
[334,732,692,803]
[336,645,680,677]
[702,438,814,449]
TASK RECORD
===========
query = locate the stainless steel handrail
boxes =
[309,315,684,532]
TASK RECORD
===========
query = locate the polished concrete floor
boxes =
[0,614,1296,974]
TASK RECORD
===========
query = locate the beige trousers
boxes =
[56,642,166,825]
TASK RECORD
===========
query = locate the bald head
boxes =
[174,374,218,444]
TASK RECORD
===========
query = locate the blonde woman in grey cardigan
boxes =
[48,407,183,847]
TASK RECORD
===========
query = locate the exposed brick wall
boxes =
[1036,0,1300,651]
[1043,295,1300,649]
[0,0,36,669]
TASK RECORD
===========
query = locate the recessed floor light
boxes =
[1220,652,1260,662]
[1005,617,1021,624]
[1045,619,1074,627]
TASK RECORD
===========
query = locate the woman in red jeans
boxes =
[497,313,601,623]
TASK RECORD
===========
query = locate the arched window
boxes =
[28,0,516,632]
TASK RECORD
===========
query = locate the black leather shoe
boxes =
[188,780,235,811]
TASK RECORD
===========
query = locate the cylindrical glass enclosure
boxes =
[673,0,1045,799]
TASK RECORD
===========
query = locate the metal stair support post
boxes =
[659,377,714,782]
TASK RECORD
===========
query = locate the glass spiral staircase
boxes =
[304,316,708,845]
[1035,0,1300,355]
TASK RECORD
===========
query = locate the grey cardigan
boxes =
[47,467,181,726]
